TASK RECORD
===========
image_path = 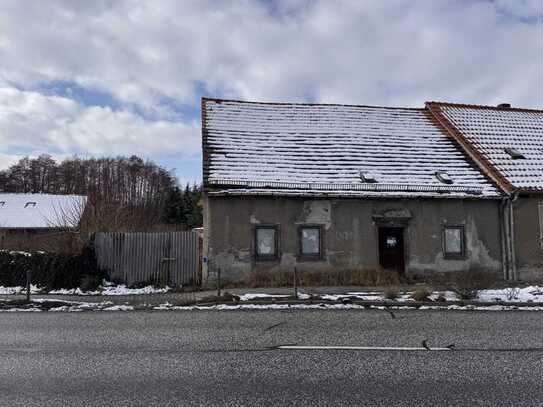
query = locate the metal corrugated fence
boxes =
[94,232,201,287]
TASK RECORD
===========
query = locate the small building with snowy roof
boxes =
[0,193,88,252]
[201,98,505,282]
[428,101,543,281]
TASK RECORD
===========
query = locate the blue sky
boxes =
[1,0,543,185]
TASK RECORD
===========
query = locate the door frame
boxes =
[376,225,407,274]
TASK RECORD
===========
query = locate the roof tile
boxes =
[202,99,501,198]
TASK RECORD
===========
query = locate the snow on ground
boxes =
[0,284,41,295]
[98,284,170,296]
[4,299,543,312]
[102,305,135,311]
[238,293,291,301]
[244,288,543,303]
[35,281,171,295]
[477,286,543,302]
[4,283,543,305]
[151,303,543,312]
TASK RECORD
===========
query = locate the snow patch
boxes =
[0,284,41,295]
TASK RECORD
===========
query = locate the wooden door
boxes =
[378,227,405,273]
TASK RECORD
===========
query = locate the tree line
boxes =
[0,155,202,231]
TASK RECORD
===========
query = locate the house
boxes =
[0,193,88,252]
[427,102,543,281]
[201,98,505,283]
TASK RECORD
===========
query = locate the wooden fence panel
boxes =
[94,231,200,287]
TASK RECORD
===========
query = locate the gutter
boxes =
[509,190,520,281]
[500,190,519,281]
[499,197,509,280]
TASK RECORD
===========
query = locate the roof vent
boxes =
[24,202,36,208]
[504,147,525,159]
[497,103,511,109]
[359,170,377,183]
[0,201,4,207]
[435,170,453,184]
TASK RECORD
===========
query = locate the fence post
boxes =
[217,267,221,297]
[26,269,31,303]
[293,267,298,298]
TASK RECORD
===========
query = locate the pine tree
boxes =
[161,186,185,224]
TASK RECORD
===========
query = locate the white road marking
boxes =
[277,345,451,351]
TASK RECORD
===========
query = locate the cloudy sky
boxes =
[1,0,542,183]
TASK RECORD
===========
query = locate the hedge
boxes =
[0,247,106,290]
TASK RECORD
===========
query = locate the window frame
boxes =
[442,225,466,259]
[298,224,324,261]
[254,224,280,261]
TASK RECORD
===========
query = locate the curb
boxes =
[192,298,543,309]
[3,297,543,311]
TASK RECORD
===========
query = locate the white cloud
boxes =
[0,86,200,159]
[0,152,22,169]
[1,0,543,109]
[1,0,543,178]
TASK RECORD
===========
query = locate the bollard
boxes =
[26,269,31,303]
[217,267,221,298]
[293,267,298,298]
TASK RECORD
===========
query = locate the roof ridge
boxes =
[202,97,424,111]
[426,101,543,114]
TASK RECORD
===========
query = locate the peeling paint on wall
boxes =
[280,253,297,267]
[206,197,503,282]
[409,217,500,273]
[297,201,332,229]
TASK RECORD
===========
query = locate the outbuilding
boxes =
[0,193,88,252]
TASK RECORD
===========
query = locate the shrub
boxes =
[0,247,105,290]
[410,286,433,302]
[383,286,400,300]
[450,270,494,300]
[505,287,520,301]
[79,275,102,292]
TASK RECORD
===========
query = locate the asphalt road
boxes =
[1,309,543,406]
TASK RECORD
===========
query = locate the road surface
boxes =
[0,309,542,406]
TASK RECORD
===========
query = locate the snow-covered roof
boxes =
[428,102,543,192]
[202,98,500,199]
[0,194,87,229]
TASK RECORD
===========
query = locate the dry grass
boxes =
[244,267,400,288]
[450,270,495,300]
[244,270,294,288]
[410,286,433,302]
[383,286,401,300]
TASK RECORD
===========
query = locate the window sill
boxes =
[297,255,324,262]
[443,254,466,260]
[254,256,280,262]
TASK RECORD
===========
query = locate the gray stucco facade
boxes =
[203,195,503,282]
[513,197,543,281]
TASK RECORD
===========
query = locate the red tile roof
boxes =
[427,101,543,193]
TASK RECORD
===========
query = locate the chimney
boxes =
[497,103,511,109]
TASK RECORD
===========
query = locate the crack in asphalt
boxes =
[264,321,286,331]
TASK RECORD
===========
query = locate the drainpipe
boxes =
[509,190,519,281]
[499,197,510,280]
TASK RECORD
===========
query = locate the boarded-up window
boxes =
[443,226,465,258]
[538,203,543,249]
[255,226,278,260]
